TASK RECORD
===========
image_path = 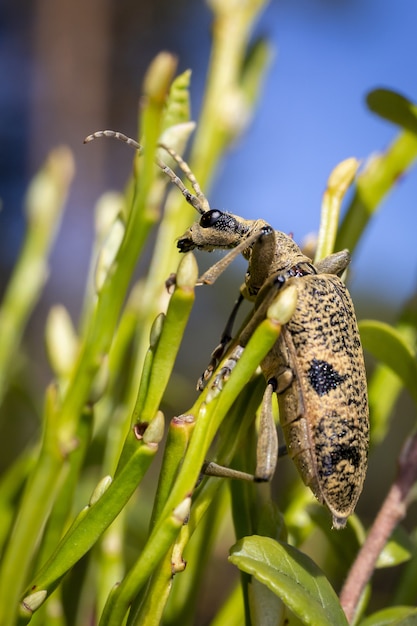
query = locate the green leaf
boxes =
[358,320,417,406]
[229,536,348,626]
[393,611,417,626]
[335,132,417,253]
[162,68,192,130]
[376,526,413,569]
[367,89,417,134]
[307,504,364,569]
[360,606,417,626]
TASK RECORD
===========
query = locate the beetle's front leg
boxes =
[206,274,288,396]
[197,293,244,391]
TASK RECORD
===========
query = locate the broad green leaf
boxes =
[360,606,417,626]
[376,526,413,568]
[229,536,348,626]
[393,611,417,625]
[358,320,417,406]
[367,298,417,444]
[367,364,403,445]
[367,89,417,135]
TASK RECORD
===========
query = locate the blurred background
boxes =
[1,0,417,613]
[2,0,417,516]
[2,0,417,310]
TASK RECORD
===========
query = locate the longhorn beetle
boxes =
[85,130,369,529]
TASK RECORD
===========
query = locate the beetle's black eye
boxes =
[200,210,222,228]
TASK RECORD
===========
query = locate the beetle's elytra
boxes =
[264,272,368,528]
[84,130,369,528]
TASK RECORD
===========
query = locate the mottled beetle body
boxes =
[84,130,369,528]
[263,272,368,527]
[177,212,369,529]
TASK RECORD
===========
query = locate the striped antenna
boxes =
[84,130,209,214]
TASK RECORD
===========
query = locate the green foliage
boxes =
[1,1,417,625]
[230,536,349,626]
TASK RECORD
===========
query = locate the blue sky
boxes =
[189,0,417,306]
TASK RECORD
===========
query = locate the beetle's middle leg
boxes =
[202,275,294,484]
[203,378,287,484]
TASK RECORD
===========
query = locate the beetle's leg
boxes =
[238,274,288,346]
[206,274,288,395]
[203,380,281,482]
[202,462,255,482]
[244,226,277,296]
[197,226,273,286]
[196,228,276,389]
[254,380,278,481]
[203,444,286,482]
[315,249,351,276]
[197,293,245,391]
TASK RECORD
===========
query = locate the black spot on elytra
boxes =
[308,358,346,396]
[318,443,362,477]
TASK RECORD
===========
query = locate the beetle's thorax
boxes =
[242,227,313,299]
[254,229,312,273]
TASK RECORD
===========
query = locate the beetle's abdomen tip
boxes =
[331,514,348,530]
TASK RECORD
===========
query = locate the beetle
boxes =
[85,130,369,529]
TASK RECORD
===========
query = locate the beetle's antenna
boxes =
[84,130,209,215]
[84,130,143,152]
[158,143,209,214]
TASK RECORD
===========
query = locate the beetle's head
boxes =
[177,209,252,253]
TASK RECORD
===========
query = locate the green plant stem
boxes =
[99,498,191,626]
[132,253,197,426]
[336,131,417,253]
[0,386,66,626]
[20,416,163,608]
[100,309,282,625]
[162,486,230,626]
[0,57,175,626]
[315,158,359,262]
[127,556,174,626]
[150,413,196,529]
[32,407,94,573]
